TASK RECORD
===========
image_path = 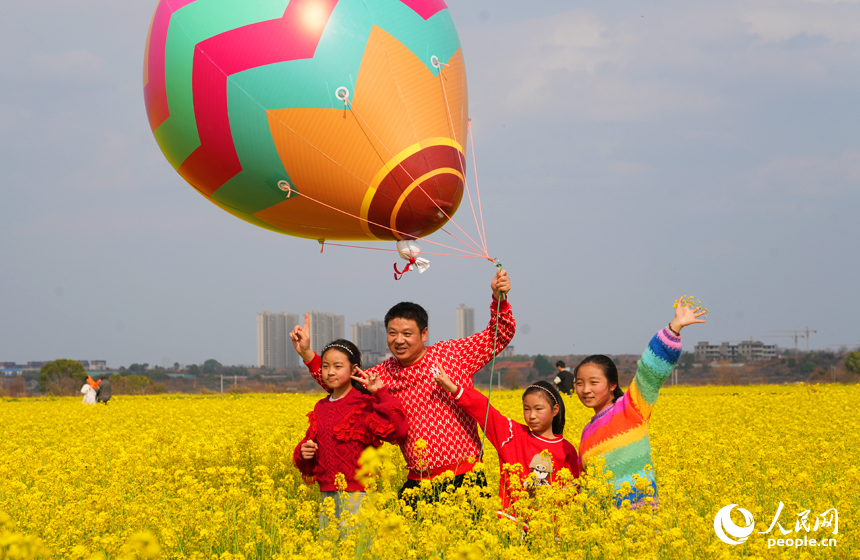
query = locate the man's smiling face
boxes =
[386,318,428,367]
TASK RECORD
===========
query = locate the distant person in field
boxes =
[553,360,574,395]
[81,377,97,405]
[96,373,111,404]
[574,298,706,508]
[292,339,408,536]
[291,269,515,500]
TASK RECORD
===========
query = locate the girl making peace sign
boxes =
[293,339,409,534]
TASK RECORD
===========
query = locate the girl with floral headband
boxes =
[293,339,408,536]
[433,370,580,523]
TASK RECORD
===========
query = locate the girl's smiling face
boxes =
[522,392,559,438]
[321,349,356,398]
[575,363,617,413]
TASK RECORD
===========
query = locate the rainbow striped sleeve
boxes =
[626,328,682,420]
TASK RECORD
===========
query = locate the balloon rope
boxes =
[468,119,490,258]
[290,188,487,258]
[264,109,484,257]
[346,99,489,258]
[480,260,506,462]
[318,242,491,260]
[438,67,489,257]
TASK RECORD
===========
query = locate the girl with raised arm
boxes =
[574,298,706,507]
[433,368,580,523]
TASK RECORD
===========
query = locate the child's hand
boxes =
[433,363,458,393]
[669,296,708,334]
[300,440,318,460]
[351,368,382,394]
[289,313,314,362]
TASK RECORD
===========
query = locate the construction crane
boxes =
[765,331,806,353]
[803,326,817,352]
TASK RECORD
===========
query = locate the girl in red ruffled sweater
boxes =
[293,339,408,533]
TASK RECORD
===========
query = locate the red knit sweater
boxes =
[306,298,515,479]
[292,387,408,492]
[453,386,581,517]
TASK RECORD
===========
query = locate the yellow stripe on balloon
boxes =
[359,137,464,238]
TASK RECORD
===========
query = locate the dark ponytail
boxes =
[522,380,566,435]
[321,339,370,395]
[574,355,624,402]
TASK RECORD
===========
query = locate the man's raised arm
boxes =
[450,268,516,376]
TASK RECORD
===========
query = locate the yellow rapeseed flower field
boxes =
[1,385,857,559]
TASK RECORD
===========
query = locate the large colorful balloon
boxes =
[144,0,468,242]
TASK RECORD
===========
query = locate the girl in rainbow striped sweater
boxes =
[574,298,706,507]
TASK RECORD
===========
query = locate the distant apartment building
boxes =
[74,360,107,370]
[351,318,387,354]
[362,350,393,367]
[257,312,301,369]
[456,304,475,339]
[1,359,106,374]
[308,311,345,355]
[498,345,515,358]
[694,340,777,362]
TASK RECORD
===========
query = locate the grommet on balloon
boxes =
[394,240,430,280]
[430,55,447,69]
[277,180,293,198]
[335,86,350,107]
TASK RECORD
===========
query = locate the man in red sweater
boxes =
[291,268,515,498]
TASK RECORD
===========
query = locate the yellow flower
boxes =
[117,531,161,560]
[334,472,348,491]
[0,386,855,558]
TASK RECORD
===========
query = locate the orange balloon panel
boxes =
[259,28,467,241]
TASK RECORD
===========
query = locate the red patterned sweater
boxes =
[306,298,515,479]
[292,387,408,492]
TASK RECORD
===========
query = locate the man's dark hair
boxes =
[555,360,565,368]
[384,302,429,331]
[99,373,106,380]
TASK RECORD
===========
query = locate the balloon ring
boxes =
[277,180,293,198]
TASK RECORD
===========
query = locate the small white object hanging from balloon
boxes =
[393,239,431,280]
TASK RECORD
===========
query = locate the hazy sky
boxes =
[2,0,859,368]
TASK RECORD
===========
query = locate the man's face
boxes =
[387,318,428,367]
